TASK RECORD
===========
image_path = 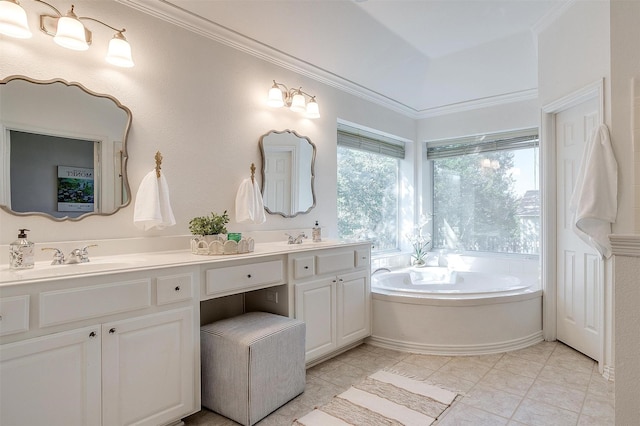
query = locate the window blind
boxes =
[337,126,405,159]
[426,129,539,160]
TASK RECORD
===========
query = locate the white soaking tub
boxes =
[368,267,543,355]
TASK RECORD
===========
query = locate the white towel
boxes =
[133,170,176,231]
[235,178,266,224]
[569,124,618,258]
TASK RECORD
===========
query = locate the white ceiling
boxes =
[142,0,567,115]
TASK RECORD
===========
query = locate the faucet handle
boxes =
[79,244,98,262]
[41,247,65,265]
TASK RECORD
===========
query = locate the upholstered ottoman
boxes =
[201,311,306,425]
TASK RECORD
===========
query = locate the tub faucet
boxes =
[286,232,307,244]
[372,267,391,275]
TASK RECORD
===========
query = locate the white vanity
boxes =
[0,240,371,426]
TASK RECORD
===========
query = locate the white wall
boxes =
[0,0,415,253]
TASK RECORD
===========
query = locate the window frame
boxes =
[337,122,412,254]
[425,128,540,257]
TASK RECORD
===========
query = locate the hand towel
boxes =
[569,124,618,258]
[133,170,176,231]
[235,178,266,224]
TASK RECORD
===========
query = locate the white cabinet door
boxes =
[0,326,101,426]
[295,279,336,362]
[337,270,370,347]
[102,307,195,426]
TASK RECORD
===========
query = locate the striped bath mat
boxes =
[294,370,457,425]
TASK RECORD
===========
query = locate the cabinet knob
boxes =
[339,278,344,282]
[109,328,116,334]
[175,285,181,291]
[89,331,96,338]
[247,274,252,278]
[304,266,309,269]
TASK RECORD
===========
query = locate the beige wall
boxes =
[0,0,415,248]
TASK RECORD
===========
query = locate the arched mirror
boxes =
[0,76,132,220]
[259,129,315,217]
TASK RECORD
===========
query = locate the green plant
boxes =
[188,210,229,235]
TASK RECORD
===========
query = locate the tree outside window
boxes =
[432,146,539,255]
[337,146,399,252]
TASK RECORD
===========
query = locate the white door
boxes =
[0,326,102,426]
[555,96,602,360]
[295,279,336,362]
[102,307,195,426]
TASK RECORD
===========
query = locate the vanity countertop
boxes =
[0,240,366,287]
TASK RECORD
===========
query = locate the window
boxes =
[428,129,539,255]
[337,125,404,252]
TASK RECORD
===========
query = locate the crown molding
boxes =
[117,0,541,120]
[531,0,578,35]
[415,89,539,119]
[116,0,419,118]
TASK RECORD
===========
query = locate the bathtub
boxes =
[368,267,543,355]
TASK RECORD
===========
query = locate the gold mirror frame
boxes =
[0,75,132,221]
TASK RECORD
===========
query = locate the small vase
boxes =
[412,258,426,267]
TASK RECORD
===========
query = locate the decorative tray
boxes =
[190,235,255,255]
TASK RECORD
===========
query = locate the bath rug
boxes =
[294,370,457,425]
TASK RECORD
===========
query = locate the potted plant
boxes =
[189,210,230,237]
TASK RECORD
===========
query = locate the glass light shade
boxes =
[54,13,89,51]
[306,98,320,118]
[267,86,284,107]
[106,33,134,67]
[290,92,306,113]
[0,0,32,39]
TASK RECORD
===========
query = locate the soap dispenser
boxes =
[312,221,322,242]
[9,229,34,270]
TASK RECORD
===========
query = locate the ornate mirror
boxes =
[259,129,316,217]
[0,75,132,220]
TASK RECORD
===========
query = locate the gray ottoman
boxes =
[201,311,306,425]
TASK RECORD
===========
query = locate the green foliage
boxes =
[433,151,524,253]
[337,147,398,251]
[188,210,229,235]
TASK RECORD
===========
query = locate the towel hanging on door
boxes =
[569,124,618,258]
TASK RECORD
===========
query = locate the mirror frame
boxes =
[0,75,132,221]
[259,129,316,218]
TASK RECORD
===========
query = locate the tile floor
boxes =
[184,340,615,425]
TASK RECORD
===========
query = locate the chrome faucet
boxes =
[41,244,98,265]
[285,232,307,244]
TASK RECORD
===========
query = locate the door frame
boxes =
[541,79,609,372]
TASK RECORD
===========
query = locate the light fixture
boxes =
[0,0,134,68]
[267,80,320,119]
[0,0,32,38]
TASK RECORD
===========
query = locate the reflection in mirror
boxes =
[0,76,131,220]
[259,129,315,217]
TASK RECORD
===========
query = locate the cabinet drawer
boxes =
[206,260,284,296]
[157,273,193,305]
[40,279,151,327]
[0,295,30,336]
[355,248,370,268]
[316,250,355,275]
[293,256,315,279]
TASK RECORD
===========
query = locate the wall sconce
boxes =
[267,80,320,119]
[0,0,134,68]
